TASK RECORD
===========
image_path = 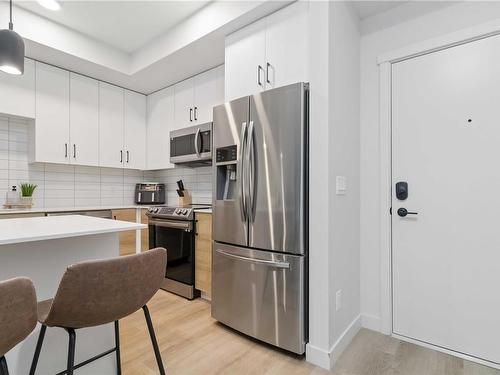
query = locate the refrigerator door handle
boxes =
[215,249,290,269]
[246,120,256,222]
[238,122,248,221]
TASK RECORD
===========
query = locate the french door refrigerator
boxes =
[212,82,308,354]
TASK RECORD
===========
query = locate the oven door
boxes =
[170,123,212,164]
[148,218,194,285]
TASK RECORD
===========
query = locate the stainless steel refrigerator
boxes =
[211,82,308,354]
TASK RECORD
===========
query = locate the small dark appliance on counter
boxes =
[135,183,165,205]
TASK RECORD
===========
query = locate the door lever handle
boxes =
[397,208,418,217]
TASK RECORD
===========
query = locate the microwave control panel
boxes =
[216,145,237,163]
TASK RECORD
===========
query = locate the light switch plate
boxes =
[336,290,342,311]
[336,176,347,195]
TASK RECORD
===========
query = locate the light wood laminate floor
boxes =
[120,291,500,375]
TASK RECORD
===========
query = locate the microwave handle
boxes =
[194,128,201,158]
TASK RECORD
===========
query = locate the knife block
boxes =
[178,191,192,207]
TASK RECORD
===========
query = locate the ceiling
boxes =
[351,1,408,19]
[16,1,211,53]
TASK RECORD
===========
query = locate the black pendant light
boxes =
[0,0,25,75]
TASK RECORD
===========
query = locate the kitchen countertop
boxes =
[0,215,146,245]
[194,208,212,214]
[0,205,152,215]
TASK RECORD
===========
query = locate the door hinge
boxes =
[389,207,392,215]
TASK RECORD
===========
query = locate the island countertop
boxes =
[0,215,146,245]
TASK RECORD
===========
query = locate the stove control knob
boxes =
[175,209,181,215]
[183,209,189,215]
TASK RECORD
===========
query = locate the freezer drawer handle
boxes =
[216,249,290,269]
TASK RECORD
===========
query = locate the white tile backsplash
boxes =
[0,117,213,208]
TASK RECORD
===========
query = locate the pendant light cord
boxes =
[9,0,13,30]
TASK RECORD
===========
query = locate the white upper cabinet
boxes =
[0,58,35,118]
[124,90,146,170]
[99,82,124,169]
[225,1,308,101]
[147,86,175,170]
[265,1,308,90]
[32,62,70,164]
[70,73,99,166]
[175,66,225,128]
[174,78,195,129]
[225,18,266,102]
[194,65,225,124]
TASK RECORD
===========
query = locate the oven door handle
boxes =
[149,219,193,231]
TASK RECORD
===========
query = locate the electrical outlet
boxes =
[336,290,342,311]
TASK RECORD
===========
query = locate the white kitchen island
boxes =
[0,215,146,374]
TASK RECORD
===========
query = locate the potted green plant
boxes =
[19,182,37,207]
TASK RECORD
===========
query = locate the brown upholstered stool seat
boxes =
[0,277,37,375]
[29,248,168,375]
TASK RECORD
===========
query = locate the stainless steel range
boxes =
[146,205,209,300]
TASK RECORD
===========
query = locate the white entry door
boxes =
[392,34,500,365]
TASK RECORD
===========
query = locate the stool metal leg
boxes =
[66,328,76,375]
[0,356,8,375]
[114,321,121,375]
[29,325,47,375]
[142,305,165,375]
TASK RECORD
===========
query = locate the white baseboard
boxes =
[306,343,331,370]
[330,315,362,368]
[306,315,362,370]
[361,313,382,332]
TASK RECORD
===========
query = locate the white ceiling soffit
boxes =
[350,1,408,20]
[2,1,292,94]
[16,1,211,54]
[357,1,460,35]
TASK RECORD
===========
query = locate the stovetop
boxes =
[146,204,211,221]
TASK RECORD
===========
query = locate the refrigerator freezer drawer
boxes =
[211,242,305,354]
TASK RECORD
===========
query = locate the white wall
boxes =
[329,0,361,350]
[306,1,360,370]
[360,1,500,331]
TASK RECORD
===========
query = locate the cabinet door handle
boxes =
[126,150,129,163]
[190,108,193,122]
[73,144,76,158]
[266,62,271,84]
[120,150,123,163]
[257,65,263,86]
[65,143,68,158]
[194,106,198,121]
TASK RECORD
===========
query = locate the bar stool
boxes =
[0,277,38,375]
[29,247,167,375]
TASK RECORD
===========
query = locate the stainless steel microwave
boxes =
[170,122,212,166]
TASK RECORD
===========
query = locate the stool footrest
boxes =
[55,347,117,375]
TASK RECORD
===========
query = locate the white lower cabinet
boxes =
[147,86,174,170]
[31,62,70,164]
